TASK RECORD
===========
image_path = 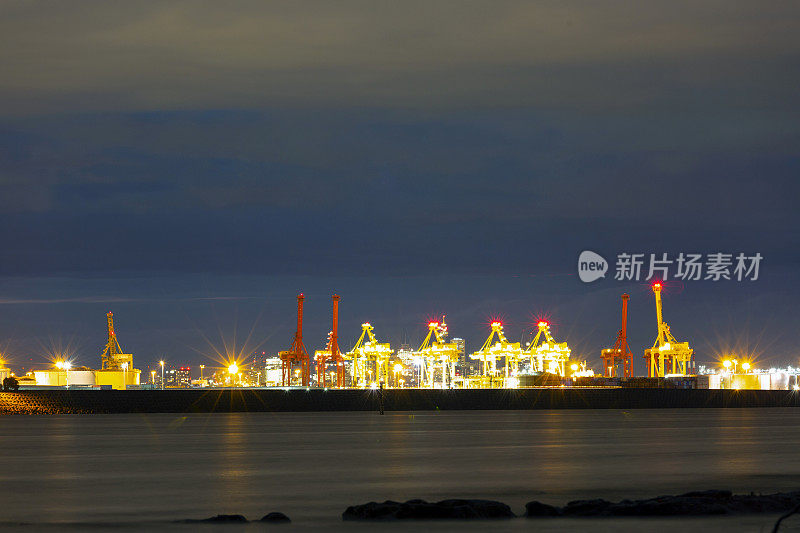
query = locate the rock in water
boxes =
[260,512,291,523]
[525,490,800,518]
[343,499,515,520]
[525,501,561,517]
[177,514,249,523]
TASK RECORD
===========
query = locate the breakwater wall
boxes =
[2,388,799,415]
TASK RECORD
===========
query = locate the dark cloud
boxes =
[1,1,799,114]
[0,1,798,370]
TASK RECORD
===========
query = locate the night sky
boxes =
[1,1,798,375]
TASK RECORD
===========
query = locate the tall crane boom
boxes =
[278,294,310,386]
[100,312,133,370]
[643,282,694,377]
[315,294,345,387]
[601,294,634,377]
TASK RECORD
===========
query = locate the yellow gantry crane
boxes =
[524,321,571,376]
[414,319,459,388]
[100,312,134,370]
[343,323,394,387]
[643,282,693,377]
[469,322,523,386]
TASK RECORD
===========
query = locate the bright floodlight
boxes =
[55,361,64,369]
[228,362,239,375]
[393,363,403,374]
[63,362,71,371]
[570,363,579,372]
[742,362,751,371]
[723,359,732,369]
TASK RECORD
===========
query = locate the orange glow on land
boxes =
[190,314,270,382]
[705,319,769,374]
[54,360,72,370]
[40,337,80,369]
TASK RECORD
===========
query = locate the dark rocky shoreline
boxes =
[155,491,800,528]
[339,491,800,523]
[525,489,800,517]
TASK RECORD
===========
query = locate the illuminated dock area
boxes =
[3,285,798,397]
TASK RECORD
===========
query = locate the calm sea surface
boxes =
[1,409,799,532]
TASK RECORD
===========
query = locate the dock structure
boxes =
[314,294,345,388]
[278,294,310,387]
[343,323,394,388]
[601,294,634,378]
[414,320,459,389]
[470,322,522,387]
[643,282,694,377]
[524,321,571,377]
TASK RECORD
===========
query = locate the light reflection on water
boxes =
[0,408,799,532]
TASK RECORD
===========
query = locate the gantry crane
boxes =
[344,323,394,387]
[469,322,523,386]
[643,282,693,377]
[524,321,571,376]
[278,294,310,386]
[414,319,459,388]
[314,294,345,387]
[601,294,634,378]
[100,312,133,370]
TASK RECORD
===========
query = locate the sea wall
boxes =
[2,388,799,415]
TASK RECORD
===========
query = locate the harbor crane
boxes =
[344,323,394,387]
[314,294,346,387]
[643,282,694,377]
[100,312,133,370]
[414,319,459,388]
[469,322,523,386]
[278,294,310,386]
[524,321,571,376]
[601,294,634,378]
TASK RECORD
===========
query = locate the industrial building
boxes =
[33,312,140,390]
